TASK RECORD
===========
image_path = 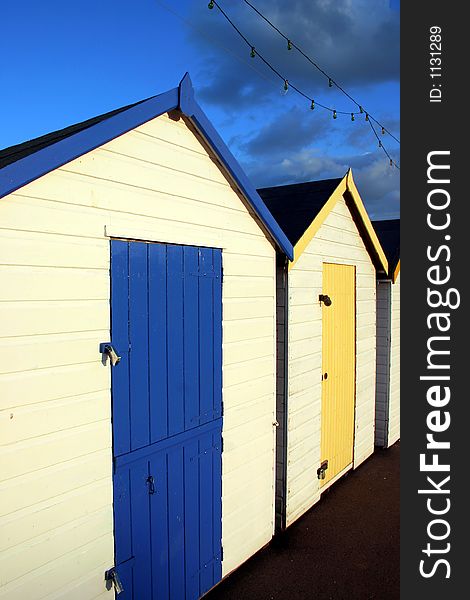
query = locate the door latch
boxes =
[100,343,121,366]
[105,567,124,594]
[317,460,329,480]
[146,475,156,495]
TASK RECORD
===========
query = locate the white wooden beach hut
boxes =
[0,74,293,599]
[258,172,388,529]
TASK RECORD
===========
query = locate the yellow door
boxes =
[320,263,356,487]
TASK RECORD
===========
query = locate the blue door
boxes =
[110,240,223,600]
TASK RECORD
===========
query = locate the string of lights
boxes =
[207,0,399,169]
[368,119,398,168]
[209,0,360,116]
[241,0,400,145]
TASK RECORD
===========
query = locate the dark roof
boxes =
[372,218,400,274]
[0,98,150,170]
[257,178,343,246]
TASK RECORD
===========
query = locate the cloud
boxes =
[243,148,399,219]
[183,0,400,218]
[244,148,347,186]
[345,116,400,152]
[188,0,399,109]
[352,155,400,218]
[240,105,331,157]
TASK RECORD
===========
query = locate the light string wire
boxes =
[155,0,277,87]
[242,0,400,145]
[209,0,399,168]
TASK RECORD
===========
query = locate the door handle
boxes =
[322,372,328,381]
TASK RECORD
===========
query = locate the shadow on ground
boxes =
[206,443,399,600]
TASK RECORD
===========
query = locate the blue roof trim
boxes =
[0,88,179,200]
[0,73,293,260]
[179,74,294,260]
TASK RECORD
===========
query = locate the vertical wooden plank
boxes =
[149,243,168,443]
[183,247,200,430]
[111,240,130,457]
[212,428,223,587]
[168,445,185,599]
[130,460,152,599]
[198,248,214,426]
[116,560,134,600]
[211,249,223,588]
[213,250,223,587]
[129,242,150,450]
[150,451,170,600]
[184,439,200,600]
[167,245,185,436]
[113,467,132,565]
[323,262,332,485]
[212,249,223,420]
[199,431,214,594]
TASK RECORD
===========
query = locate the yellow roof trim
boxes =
[345,170,388,274]
[288,176,348,271]
[392,259,400,283]
[288,169,389,274]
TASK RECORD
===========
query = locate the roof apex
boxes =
[178,72,195,114]
[259,171,388,273]
[0,76,293,260]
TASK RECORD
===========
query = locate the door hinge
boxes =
[220,436,224,453]
[221,546,224,561]
[317,460,328,480]
[190,272,220,278]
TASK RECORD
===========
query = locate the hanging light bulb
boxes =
[333,110,337,119]
[365,113,369,121]
[287,39,292,50]
[328,78,333,88]
[381,126,385,135]
[390,159,393,167]
[351,113,355,122]
[359,106,364,114]
[283,80,289,92]
[379,140,382,148]
[208,0,214,8]
[250,46,256,58]
[310,99,315,110]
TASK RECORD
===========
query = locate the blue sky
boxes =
[0,0,399,218]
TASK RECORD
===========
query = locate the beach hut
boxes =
[0,74,293,599]
[258,172,388,530]
[372,219,400,449]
